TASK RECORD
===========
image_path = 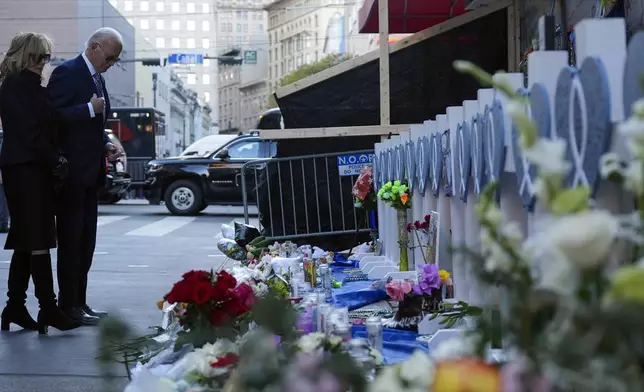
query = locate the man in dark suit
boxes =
[47,27,123,325]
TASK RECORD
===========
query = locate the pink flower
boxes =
[385,280,413,301]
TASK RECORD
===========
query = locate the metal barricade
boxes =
[126,157,152,186]
[241,150,374,241]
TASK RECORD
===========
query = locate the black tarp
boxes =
[258,8,509,250]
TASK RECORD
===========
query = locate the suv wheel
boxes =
[164,180,203,216]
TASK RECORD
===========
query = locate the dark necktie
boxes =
[93,73,104,98]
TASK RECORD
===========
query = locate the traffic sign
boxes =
[243,50,257,64]
[167,53,204,65]
[337,153,374,176]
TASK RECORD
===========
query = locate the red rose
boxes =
[420,221,429,230]
[182,270,210,282]
[216,271,237,290]
[194,280,214,305]
[406,223,412,233]
[424,214,431,223]
[235,283,256,310]
[210,353,239,368]
[167,281,193,304]
[414,221,421,229]
[209,308,230,326]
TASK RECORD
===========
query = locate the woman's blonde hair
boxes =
[0,32,53,83]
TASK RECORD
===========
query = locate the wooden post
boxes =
[379,0,390,132]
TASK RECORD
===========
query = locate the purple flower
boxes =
[413,264,441,295]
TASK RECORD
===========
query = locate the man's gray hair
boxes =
[86,27,123,48]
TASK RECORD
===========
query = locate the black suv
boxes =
[144,133,276,215]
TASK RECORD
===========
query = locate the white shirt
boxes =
[81,52,99,118]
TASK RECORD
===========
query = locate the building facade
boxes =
[108,0,218,118]
[0,0,136,107]
[265,0,347,92]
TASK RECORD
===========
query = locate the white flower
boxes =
[523,138,570,175]
[522,240,579,296]
[298,333,326,353]
[618,116,644,159]
[181,340,238,378]
[369,366,402,392]
[399,350,435,387]
[624,160,644,196]
[537,210,618,269]
[599,152,623,179]
[632,98,644,118]
[480,229,513,273]
[430,335,476,362]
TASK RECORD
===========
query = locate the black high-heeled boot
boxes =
[30,253,81,334]
[1,251,37,331]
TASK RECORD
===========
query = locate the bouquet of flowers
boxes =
[353,165,377,210]
[165,269,257,348]
[376,180,411,210]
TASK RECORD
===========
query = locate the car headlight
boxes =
[115,162,125,173]
[148,163,163,172]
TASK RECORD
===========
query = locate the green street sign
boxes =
[243,50,257,64]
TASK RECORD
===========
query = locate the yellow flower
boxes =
[433,359,501,392]
[439,270,451,283]
[608,266,644,304]
[156,300,165,310]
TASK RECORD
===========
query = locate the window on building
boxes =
[202,20,210,31]
[171,37,180,48]
[202,38,210,48]
[140,1,149,11]
[204,92,211,102]
[171,2,180,12]
[186,2,195,13]
[124,0,133,11]
[236,36,242,45]
[155,37,165,48]
[171,20,180,30]
[220,23,226,32]
[243,24,248,33]
[236,10,242,18]
[187,38,196,48]
[236,24,242,33]
[187,74,196,85]
[203,74,210,85]
[155,1,164,11]
[242,11,248,19]
[140,19,149,30]
[202,3,210,13]
[258,23,263,31]
[305,53,311,63]
[156,19,164,30]
[187,20,195,31]
[228,22,233,32]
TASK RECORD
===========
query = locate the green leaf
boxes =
[551,186,591,215]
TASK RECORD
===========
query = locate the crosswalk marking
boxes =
[125,217,196,237]
[97,215,130,227]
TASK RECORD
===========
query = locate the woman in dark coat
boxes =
[0,32,81,334]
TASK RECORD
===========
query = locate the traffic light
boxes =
[141,58,166,66]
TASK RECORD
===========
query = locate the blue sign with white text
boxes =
[337,153,374,176]
[167,53,204,65]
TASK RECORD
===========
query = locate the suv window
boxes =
[227,140,262,159]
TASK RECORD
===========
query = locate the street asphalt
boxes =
[0,201,259,392]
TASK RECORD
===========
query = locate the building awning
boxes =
[273,1,511,130]
[359,0,468,34]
